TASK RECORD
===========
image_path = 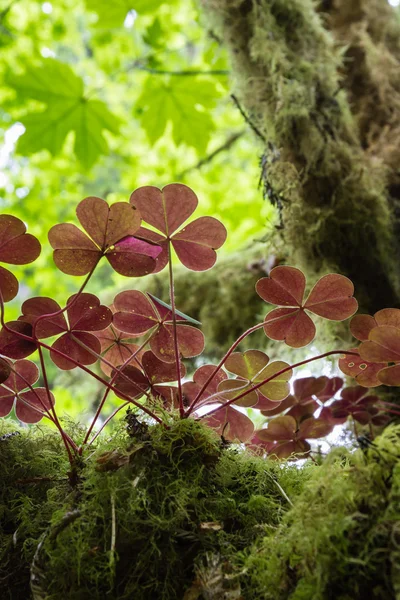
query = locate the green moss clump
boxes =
[203,0,400,312]
[0,420,70,600]
[244,425,400,600]
[0,416,306,600]
[3,417,400,599]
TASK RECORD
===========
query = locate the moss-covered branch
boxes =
[201,0,400,311]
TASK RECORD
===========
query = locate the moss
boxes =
[2,417,400,599]
[0,420,70,600]
[202,0,400,312]
[244,425,400,600]
[0,416,306,600]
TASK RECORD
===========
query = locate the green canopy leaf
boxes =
[137,76,221,153]
[85,0,166,27]
[8,59,119,169]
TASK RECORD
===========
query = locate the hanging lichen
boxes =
[201,0,400,312]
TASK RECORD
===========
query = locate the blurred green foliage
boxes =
[0,0,276,417]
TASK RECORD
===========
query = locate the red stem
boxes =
[87,402,130,447]
[198,350,359,421]
[31,262,98,339]
[0,320,163,425]
[0,290,76,462]
[37,343,77,460]
[186,321,268,416]
[81,331,156,449]
[377,400,400,409]
[70,332,153,401]
[167,241,184,416]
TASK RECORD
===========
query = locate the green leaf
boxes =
[8,59,119,169]
[147,293,202,326]
[143,18,164,48]
[85,0,166,27]
[137,76,220,153]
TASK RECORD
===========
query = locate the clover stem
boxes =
[377,400,400,409]
[197,350,359,421]
[0,290,75,462]
[3,363,54,422]
[81,330,157,450]
[37,344,76,462]
[69,333,153,402]
[36,339,162,422]
[185,321,267,416]
[0,319,163,428]
[87,402,130,447]
[31,261,99,339]
[167,241,184,417]
[377,403,400,416]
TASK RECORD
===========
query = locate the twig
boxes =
[130,64,229,76]
[231,94,267,142]
[109,493,117,571]
[0,0,18,21]
[177,130,246,178]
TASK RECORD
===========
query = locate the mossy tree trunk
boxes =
[201,0,400,312]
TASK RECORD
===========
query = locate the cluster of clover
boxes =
[0,183,399,464]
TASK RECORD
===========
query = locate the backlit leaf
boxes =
[224,350,269,381]
[293,376,328,404]
[0,322,36,359]
[339,348,383,387]
[255,361,292,401]
[0,215,41,265]
[85,0,164,27]
[137,77,220,153]
[256,266,358,348]
[299,417,333,439]
[202,405,254,442]
[50,331,101,370]
[263,307,316,348]
[9,59,119,169]
[130,184,226,272]
[0,215,41,301]
[303,274,357,320]
[142,350,186,384]
[172,217,227,271]
[182,364,228,408]
[0,359,54,424]
[257,416,297,442]
[150,322,204,363]
[130,184,198,236]
[377,365,400,386]
[49,198,156,277]
[359,326,400,363]
[350,314,378,341]
[217,379,258,407]
[94,325,142,377]
[76,198,141,249]
[315,376,343,402]
[256,266,305,306]
[21,297,66,338]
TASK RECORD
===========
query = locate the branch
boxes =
[130,63,230,76]
[231,94,266,143]
[177,130,246,178]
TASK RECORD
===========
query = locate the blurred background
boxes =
[0,0,279,420]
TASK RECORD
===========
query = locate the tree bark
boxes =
[201,0,400,312]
